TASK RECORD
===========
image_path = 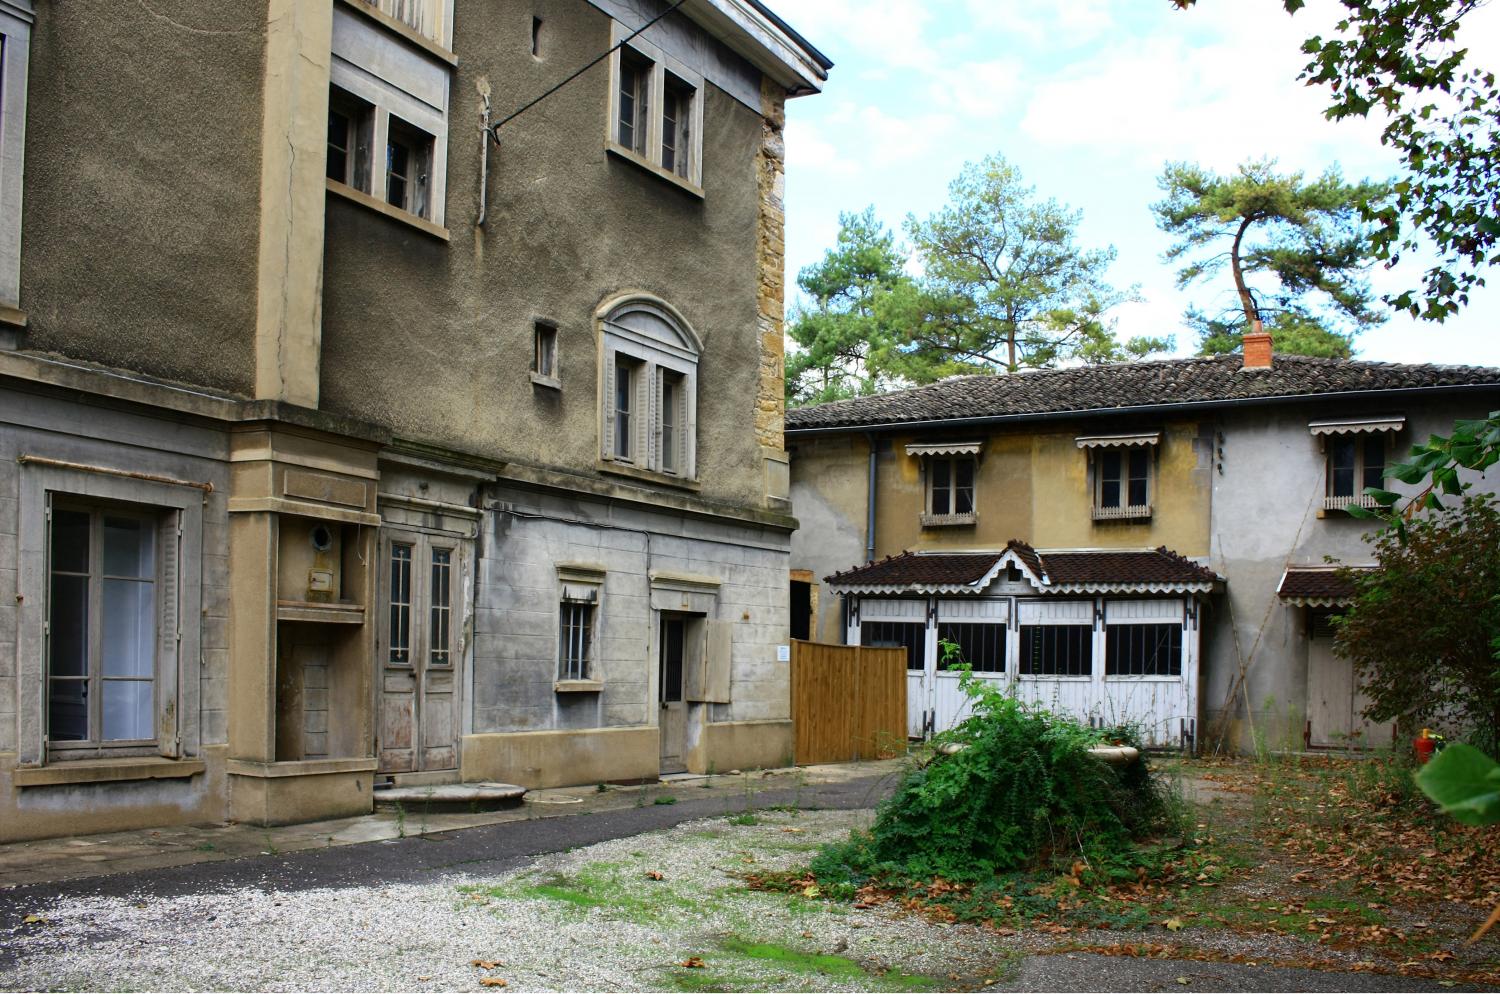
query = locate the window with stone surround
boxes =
[329,0,452,229]
[556,565,605,689]
[606,25,704,192]
[599,297,700,483]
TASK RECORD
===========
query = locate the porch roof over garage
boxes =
[824,541,1222,596]
[1276,564,1375,607]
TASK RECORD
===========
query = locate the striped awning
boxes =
[1075,431,1160,449]
[1307,416,1405,436]
[905,441,983,457]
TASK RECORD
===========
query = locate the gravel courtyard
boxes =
[0,808,1015,992]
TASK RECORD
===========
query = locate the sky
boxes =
[777,0,1500,366]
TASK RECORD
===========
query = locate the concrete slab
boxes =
[373,782,526,813]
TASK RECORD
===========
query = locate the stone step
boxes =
[373,782,527,813]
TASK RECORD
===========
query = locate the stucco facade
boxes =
[787,355,1500,753]
[0,0,828,842]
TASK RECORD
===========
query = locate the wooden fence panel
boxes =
[791,639,906,765]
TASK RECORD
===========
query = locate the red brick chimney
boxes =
[1242,319,1272,370]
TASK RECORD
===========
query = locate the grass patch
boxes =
[728,814,760,827]
[656,796,679,806]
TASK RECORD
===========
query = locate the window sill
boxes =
[326,179,450,242]
[1103,675,1183,682]
[598,460,702,492]
[14,757,206,788]
[555,679,604,694]
[335,0,458,67]
[530,371,561,390]
[605,143,705,200]
[1017,675,1092,682]
[920,512,977,528]
[0,302,26,330]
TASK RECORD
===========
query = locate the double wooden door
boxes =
[378,529,463,774]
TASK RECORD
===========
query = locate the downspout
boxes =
[865,432,877,563]
[476,81,492,227]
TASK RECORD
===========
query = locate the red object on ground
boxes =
[1414,735,1437,764]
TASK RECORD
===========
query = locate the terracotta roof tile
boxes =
[1277,565,1371,602]
[786,354,1500,431]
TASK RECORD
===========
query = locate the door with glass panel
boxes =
[378,530,461,774]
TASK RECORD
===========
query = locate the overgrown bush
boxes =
[1336,493,1500,755]
[813,668,1180,887]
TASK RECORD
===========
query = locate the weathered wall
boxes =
[0,370,233,842]
[470,481,791,782]
[19,1,265,395]
[319,0,772,510]
[1203,395,1500,751]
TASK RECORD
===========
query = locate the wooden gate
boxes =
[791,640,906,765]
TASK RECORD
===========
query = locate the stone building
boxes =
[786,337,1500,753]
[0,0,829,842]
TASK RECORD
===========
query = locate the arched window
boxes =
[598,296,700,481]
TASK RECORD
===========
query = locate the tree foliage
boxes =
[1152,159,1388,355]
[784,208,913,406]
[1353,408,1500,536]
[1190,306,1354,359]
[1335,494,1500,755]
[1172,0,1500,322]
[892,154,1169,379]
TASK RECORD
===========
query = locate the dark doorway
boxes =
[790,580,812,641]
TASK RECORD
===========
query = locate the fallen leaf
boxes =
[1164,918,1184,932]
[1176,978,1189,986]
[479,978,508,988]
[417,976,431,982]
[802,884,821,898]
[21,915,45,925]
[680,957,706,969]
[781,827,804,834]
[645,870,665,881]
[471,960,504,970]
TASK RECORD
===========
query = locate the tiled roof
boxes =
[824,550,1005,588]
[786,354,1500,431]
[1277,565,1372,604]
[825,542,1221,594]
[1044,547,1221,587]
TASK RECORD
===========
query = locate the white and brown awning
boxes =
[1307,415,1405,437]
[1074,431,1161,449]
[904,441,984,458]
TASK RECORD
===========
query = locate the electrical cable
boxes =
[488,0,688,143]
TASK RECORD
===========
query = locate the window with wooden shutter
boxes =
[598,298,700,482]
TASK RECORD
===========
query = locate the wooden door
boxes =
[378,531,462,774]
[1306,611,1392,748]
[659,614,687,774]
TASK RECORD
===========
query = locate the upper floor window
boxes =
[907,442,982,528]
[330,0,452,229]
[360,0,452,49]
[1078,433,1158,522]
[599,297,701,482]
[1325,434,1386,511]
[607,26,704,191]
[0,1,35,313]
[1308,417,1404,513]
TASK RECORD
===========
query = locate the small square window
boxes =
[532,322,558,382]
